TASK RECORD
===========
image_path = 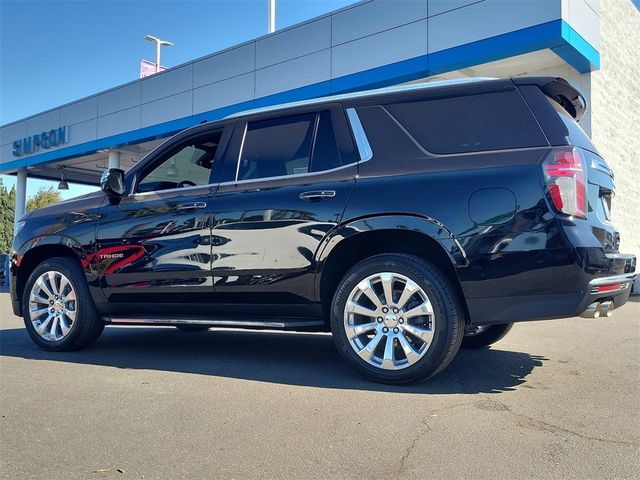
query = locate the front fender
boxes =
[10,235,101,314]
[14,235,89,269]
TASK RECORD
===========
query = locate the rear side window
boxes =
[385,90,547,154]
[238,113,315,181]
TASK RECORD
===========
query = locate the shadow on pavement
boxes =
[0,326,547,394]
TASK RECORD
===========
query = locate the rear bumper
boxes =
[465,252,636,325]
[575,272,634,316]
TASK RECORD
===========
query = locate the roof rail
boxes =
[225,77,499,120]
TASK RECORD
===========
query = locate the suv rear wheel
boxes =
[22,257,104,351]
[461,323,513,349]
[330,254,465,384]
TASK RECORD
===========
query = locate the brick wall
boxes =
[523,1,639,264]
[590,0,640,260]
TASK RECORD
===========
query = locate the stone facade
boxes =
[590,0,640,260]
[523,1,639,266]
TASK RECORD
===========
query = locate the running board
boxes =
[103,316,325,330]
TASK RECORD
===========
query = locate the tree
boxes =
[0,179,16,254]
[26,186,62,212]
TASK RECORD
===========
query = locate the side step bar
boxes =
[103,316,325,330]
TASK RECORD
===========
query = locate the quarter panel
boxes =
[346,149,591,299]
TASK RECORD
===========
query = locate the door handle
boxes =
[177,201,207,210]
[299,190,336,201]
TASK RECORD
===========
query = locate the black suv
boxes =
[10,77,636,384]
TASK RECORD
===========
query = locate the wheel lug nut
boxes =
[49,300,54,305]
[399,318,404,324]
[393,327,399,334]
[382,327,389,333]
[382,307,388,313]
[393,308,399,314]
[50,308,54,313]
[377,317,383,323]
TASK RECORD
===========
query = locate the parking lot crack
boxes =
[476,397,637,447]
[392,403,470,476]
[397,419,431,474]
[509,410,637,447]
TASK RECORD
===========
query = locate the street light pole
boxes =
[144,35,173,74]
[268,0,276,33]
[155,41,161,73]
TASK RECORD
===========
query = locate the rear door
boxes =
[209,107,358,317]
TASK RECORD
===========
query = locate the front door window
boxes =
[137,132,222,192]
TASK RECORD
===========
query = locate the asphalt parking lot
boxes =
[1,292,638,480]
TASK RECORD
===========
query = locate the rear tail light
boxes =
[543,148,586,218]
[591,282,630,294]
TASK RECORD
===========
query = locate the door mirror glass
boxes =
[100,168,125,196]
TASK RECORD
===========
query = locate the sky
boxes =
[0,0,357,199]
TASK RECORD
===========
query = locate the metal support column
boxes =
[15,168,27,227]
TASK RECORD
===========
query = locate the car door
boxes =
[95,126,230,315]
[209,107,359,317]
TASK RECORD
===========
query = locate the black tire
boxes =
[461,323,513,349]
[22,257,104,351]
[174,325,210,332]
[330,254,465,384]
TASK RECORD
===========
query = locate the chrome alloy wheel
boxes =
[28,271,77,342]
[343,272,435,370]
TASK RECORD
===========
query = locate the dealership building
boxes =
[1,0,638,260]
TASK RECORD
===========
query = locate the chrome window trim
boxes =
[218,161,356,188]
[235,122,249,182]
[346,108,373,162]
[131,183,215,198]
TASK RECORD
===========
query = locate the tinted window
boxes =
[385,90,547,154]
[238,114,315,181]
[137,132,222,192]
[311,111,342,172]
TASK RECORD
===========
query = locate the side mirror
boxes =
[100,168,125,197]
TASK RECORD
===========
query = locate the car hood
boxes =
[24,190,106,220]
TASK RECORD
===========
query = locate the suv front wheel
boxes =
[22,257,104,352]
[331,254,465,384]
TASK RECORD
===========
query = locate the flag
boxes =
[140,59,167,78]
